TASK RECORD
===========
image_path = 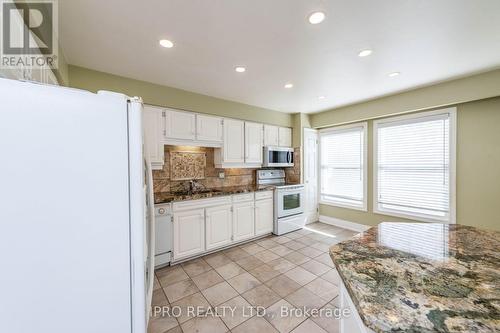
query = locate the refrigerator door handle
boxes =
[144,156,156,322]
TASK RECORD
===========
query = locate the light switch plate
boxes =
[218,171,225,179]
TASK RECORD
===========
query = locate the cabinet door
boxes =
[278,127,292,147]
[223,119,245,163]
[245,122,263,164]
[206,205,233,250]
[264,125,279,146]
[197,114,223,142]
[143,106,164,169]
[233,201,255,242]
[164,109,196,140]
[173,209,205,260]
[255,199,274,236]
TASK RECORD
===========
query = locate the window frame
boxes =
[319,122,368,212]
[373,108,457,223]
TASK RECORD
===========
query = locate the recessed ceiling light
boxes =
[284,83,294,89]
[308,11,325,24]
[318,96,326,100]
[235,66,246,73]
[358,49,372,57]
[159,39,174,48]
[388,72,401,77]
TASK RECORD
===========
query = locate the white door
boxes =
[223,118,245,163]
[263,125,279,146]
[173,209,205,260]
[196,114,223,142]
[206,205,233,250]
[164,109,196,140]
[143,105,164,169]
[255,199,274,236]
[278,127,292,147]
[233,201,255,242]
[245,122,263,164]
[304,128,319,223]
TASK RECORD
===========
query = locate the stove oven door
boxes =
[277,186,305,218]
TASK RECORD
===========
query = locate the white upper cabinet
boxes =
[164,109,196,141]
[264,125,291,147]
[264,125,279,146]
[221,118,245,164]
[278,127,292,147]
[163,109,223,147]
[196,114,223,142]
[205,204,233,250]
[143,105,164,170]
[245,122,263,164]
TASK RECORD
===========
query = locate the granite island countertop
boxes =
[329,223,500,333]
[154,185,275,204]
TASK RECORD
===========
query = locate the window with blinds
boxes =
[319,123,367,210]
[374,109,455,222]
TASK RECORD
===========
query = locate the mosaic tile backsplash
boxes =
[153,145,301,194]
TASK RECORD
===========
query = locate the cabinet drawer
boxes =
[232,193,254,202]
[173,196,231,211]
[255,191,273,200]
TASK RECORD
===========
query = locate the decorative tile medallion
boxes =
[170,151,206,180]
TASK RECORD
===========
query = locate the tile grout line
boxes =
[152,222,347,333]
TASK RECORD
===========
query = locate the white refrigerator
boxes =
[0,78,155,333]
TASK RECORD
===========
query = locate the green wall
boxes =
[311,74,500,231]
[68,65,293,127]
[311,69,500,128]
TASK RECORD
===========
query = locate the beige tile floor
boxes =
[148,222,357,333]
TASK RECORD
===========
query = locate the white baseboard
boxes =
[318,215,371,232]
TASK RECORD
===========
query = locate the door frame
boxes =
[303,128,319,224]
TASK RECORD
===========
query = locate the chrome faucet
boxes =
[188,180,196,192]
[188,179,204,193]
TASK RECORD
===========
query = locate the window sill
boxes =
[373,207,453,224]
[319,200,367,212]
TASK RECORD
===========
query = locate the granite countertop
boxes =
[154,185,275,204]
[329,223,500,333]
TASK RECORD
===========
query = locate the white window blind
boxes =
[320,124,366,209]
[378,223,449,261]
[375,112,453,221]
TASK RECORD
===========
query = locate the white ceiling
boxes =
[59,0,500,114]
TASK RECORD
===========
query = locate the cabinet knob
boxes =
[158,208,165,214]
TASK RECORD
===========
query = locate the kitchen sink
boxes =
[172,189,222,195]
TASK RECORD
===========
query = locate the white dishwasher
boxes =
[154,203,172,268]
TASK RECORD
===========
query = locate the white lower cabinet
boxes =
[205,205,233,250]
[173,208,205,260]
[172,193,273,262]
[233,201,255,242]
[255,198,274,236]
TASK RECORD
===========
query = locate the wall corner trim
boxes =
[318,215,371,233]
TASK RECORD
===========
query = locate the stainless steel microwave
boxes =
[263,146,294,167]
